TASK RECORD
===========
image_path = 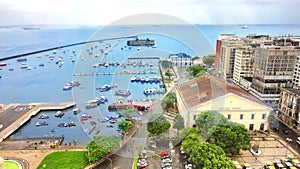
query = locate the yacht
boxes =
[55,111,65,118]
[241,25,248,29]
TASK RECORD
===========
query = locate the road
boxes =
[271,118,300,154]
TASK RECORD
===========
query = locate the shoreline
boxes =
[0,102,76,142]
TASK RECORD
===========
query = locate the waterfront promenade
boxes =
[0,102,75,142]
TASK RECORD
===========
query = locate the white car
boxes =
[162,158,173,163]
[185,164,192,169]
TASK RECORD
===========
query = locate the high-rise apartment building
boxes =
[250,45,299,107]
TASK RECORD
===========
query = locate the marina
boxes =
[0,102,75,142]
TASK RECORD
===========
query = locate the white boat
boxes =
[137,47,141,51]
[241,25,248,29]
[152,45,158,48]
[92,63,99,67]
[115,89,131,96]
[55,111,64,118]
[26,66,32,70]
[58,62,65,67]
[21,63,28,69]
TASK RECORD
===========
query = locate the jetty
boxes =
[0,35,137,61]
[0,102,75,142]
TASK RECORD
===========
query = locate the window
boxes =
[249,124,254,130]
[228,114,231,120]
[194,115,197,120]
[251,114,255,119]
[240,114,244,120]
[262,114,266,119]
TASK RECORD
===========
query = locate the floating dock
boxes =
[0,102,75,142]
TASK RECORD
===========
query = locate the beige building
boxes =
[175,75,271,131]
[278,88,300,127]
[250,45,298,107]
[233,45,254,83]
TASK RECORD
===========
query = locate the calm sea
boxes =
[1,24,300,144]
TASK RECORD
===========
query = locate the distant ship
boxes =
[22,27,40,30]
[241,25,248,29]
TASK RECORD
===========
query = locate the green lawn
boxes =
[37,151,89,169]
[5,161,20,169]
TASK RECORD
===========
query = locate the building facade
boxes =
[250,46,299,107]
[176,75,271,131]
[169,53,193,66]
[233,45,254,83]
[278,88,300,127]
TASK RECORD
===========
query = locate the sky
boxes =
[0,0,299,25]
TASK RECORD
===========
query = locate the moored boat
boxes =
[38,114,49,119]
[115,89,131,96]
[0,63,7,67]
[55,111,65,118]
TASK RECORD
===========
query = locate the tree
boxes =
[161,60,172,68]
[181,132,202,154]
[92,135,120,152]
[187,65,206,77]
[203,57,215,67]
[161,92,176,111]
[195,111,251,155]
[86,141,109,163]
[208,122,251,154]
[147,114,171,137]
[118,119,133,132]
[187,142,235,169]
[173,115,184,134]
[165,69,174,80]
[195,111,228,134]
[118,108,136,119]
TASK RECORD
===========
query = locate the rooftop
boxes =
[282,88,300,96]
[176,75,265,108]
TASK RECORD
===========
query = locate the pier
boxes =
[0,102,75,142]
[0,35,137,61]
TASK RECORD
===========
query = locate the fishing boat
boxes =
[144,88,157,95]
[241,25,248,29]
[0,63,7,66]
[73,108,81,115]
[63,81,80,90]
[17,58,27,62]
[38,63,45,67]
[115,89,131,96]
[20,63,28,69]
[38,114,49,119]
[96,84,117,92]
[97,96,108,103]
[55,111,65,118]
[58,62,65,67]
[36,121,49,127]
[130,76,137,82]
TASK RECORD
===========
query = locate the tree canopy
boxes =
[173,115,185,133]
[209,123,251,154]
[118,108,137,119]
[161,92,176,111]
[161,60,172,68]
[203,57,215,66]
[86,141,109,163]
[92,135,120,152]
[118,119,133,132]
[195,111,251,154]
[165,69,174,80]
[187,142,235,169]
[187,65,206,77]
[147,114,171,137]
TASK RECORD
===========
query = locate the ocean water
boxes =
[1,24,300,144]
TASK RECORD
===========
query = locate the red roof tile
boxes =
[176,75,266,108]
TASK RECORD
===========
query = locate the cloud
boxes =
[0,0,299,25]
